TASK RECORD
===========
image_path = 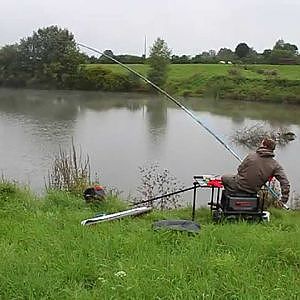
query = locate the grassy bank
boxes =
[1,181,300,299]
[85,64,300,103]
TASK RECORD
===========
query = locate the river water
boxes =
[0,88,299,205]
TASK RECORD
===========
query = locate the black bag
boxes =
[83,185,106,203]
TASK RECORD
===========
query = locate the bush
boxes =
[256,69,265,75]
[227,67,242,77]
[102,73,133,91]
[264,69,278,77]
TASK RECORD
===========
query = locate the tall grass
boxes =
[46,140,92,196]
[0,181,299,299]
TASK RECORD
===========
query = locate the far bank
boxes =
[91,63,300,104]
[1,63,300,104]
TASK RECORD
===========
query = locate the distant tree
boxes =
[269,49,297,65]
[209,50,216,57]
[88,55,99,64]
[262,49,272,63]
[270,39,298,64]
[0,44,26,87]
[171,55,181,63]
[197,50,217,63]
[147,38,171,87]
[217,48,235,62]
[243,48,260,64]
[103,49,114,57]
[235,43,250,59]
[190,54,202,63]
[116,54,144,64]
[177,55,191,64]
[99,50,115,63]
[273,39,298,54]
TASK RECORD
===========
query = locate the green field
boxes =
[85,64,300,81]
[85,64,300,103]
[1,181,300,299]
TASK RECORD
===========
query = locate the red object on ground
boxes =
[95,185,104,190]
[207,179,223,188]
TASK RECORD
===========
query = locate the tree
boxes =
[197,50,217,63]
[190,54,202,63]
[217,48,235,62]
[0,44,19,72]
[0,44,26,87]
[270,39,298,64]
[99,50,115,63]
[273,39,298,54]
[262,49,272,63]
[147,38,171,87]
[235,43,250,59]
[269,49,296,64]
[17,26,83,86]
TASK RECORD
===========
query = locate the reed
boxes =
[46,140,91,196]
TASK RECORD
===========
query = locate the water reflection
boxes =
[145,96,168,151]
[183,97,300,125]
[0,88,299,203]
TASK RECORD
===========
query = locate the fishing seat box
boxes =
[221,191,260,213]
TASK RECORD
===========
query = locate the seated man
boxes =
[221,137,290,206]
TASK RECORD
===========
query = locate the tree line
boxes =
[0,26,142,89]
[0,25,299,91]
[91,40,299,65]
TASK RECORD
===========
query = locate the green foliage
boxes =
[0,44,28,87]
[147,38,171,87]
[87,63,300,103]
[217,47,236,62]
[235,42,250,59]
[269,49,297,65]
[18,26,83,77]
[66,66,139,91]
[0,26,84,89]
[227,67,242,77]
[274,39,298,54]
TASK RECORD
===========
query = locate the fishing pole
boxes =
[130,185,197,206]
[77,43,289,210]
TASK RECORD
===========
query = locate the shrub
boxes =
[256,69,265,75]
[134,163,185,210]
[264,69,278,77]
[227,67,242,77]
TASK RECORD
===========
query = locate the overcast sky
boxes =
[0,0,299,56]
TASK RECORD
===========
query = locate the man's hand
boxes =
[275,199,289,210]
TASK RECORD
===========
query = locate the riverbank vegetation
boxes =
[92,63,300,103]
[0,179,300,299]
[1,26,300,103]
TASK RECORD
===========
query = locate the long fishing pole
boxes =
[78,43,289,209]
